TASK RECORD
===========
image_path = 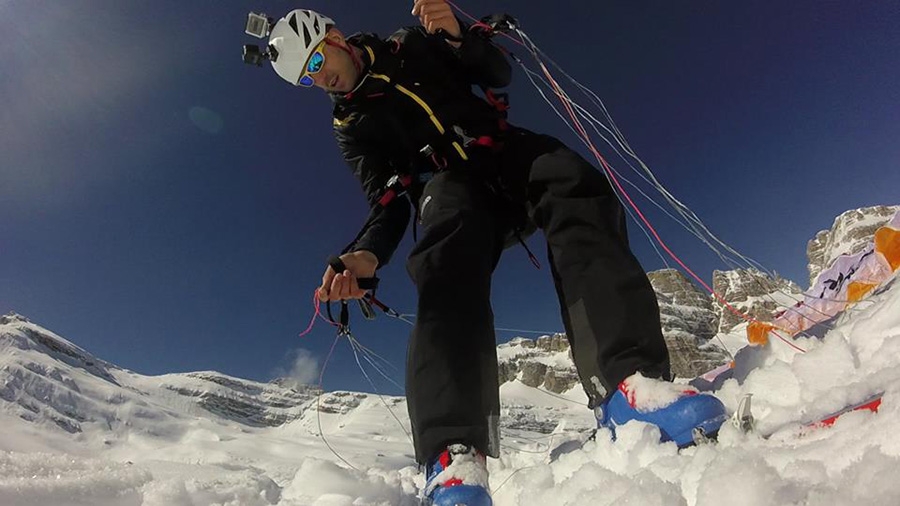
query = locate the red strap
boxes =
[485,89,509,112]
[377,175,414,207]
[473,136,494,148]
[378,189,397,207]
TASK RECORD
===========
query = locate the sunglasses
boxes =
[298,41,326,87]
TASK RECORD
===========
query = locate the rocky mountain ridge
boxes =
[498,205,897,384]
[495,266,805,383]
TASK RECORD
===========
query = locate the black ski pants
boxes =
[405,128,670,464]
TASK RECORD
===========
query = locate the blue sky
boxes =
[1,1,898,395]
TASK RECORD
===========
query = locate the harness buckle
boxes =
[386,174,412,196]
[452,125,477,147]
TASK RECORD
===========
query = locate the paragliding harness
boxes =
[371,15,517,210]
[329,13,533,332]
[371,14,536,250]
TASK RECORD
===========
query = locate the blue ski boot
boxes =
[422,444,491,506]
[597,372,728,447]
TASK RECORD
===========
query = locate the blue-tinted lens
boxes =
[298,74,315,87]
[307,51,324,74]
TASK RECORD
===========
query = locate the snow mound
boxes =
[0,451,150,506]
[281,459,418,505]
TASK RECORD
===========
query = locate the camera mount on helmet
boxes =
[242,44,279,66]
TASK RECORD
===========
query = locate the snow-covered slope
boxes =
[0,313,322,446]
[3,269,900,505]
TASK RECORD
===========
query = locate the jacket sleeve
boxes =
[393,24,512,89]
[335,121,410,269]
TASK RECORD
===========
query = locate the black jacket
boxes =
[331,24,512,268]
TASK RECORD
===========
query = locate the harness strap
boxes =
[484,89,510,132]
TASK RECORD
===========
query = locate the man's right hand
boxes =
[317,250,379,302]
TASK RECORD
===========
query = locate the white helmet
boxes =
[269,9,335,85]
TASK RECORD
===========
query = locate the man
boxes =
[252,2,727,504]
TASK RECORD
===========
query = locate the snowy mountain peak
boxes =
[1,313,117,385]
[807,205,900,285]
[1,312,30,324]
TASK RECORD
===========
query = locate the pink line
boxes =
[299,291,339,338]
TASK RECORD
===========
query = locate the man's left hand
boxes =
[412,0,461,43]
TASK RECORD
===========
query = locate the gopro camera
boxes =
[245,12,272,39]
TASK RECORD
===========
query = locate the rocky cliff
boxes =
[497,335,580,394]
[496,269,737,386]
[648,269,731,377]
[712,269,803,334]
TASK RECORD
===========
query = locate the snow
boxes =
[282,459,416,506]
[709,324,749,356]
[1,275,900,505]
[0,452,150,506]
[620,372,700,412]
